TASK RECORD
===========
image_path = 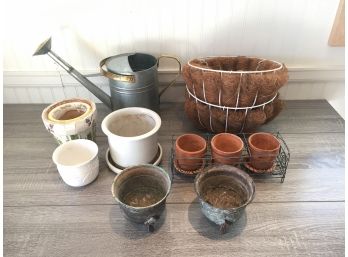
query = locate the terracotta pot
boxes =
[175,134,207,171]
[211,133,244,165]
[248,132,280,170]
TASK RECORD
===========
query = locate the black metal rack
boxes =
[169,132,290,183]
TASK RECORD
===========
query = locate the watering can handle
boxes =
[100,57,136,83]
[157,55,182,97]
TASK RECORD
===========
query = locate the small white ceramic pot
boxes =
[42,98,97,144]
[101,107,161,167]
[52,139,99,187]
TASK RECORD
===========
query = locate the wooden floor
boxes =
[4,100,345,257]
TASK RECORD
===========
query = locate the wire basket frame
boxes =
[183,56,288,133]
[169,132,290,183]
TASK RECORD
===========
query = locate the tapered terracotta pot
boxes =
[211,133,244,165]
[175,134,207,171]
[248,132,280,170]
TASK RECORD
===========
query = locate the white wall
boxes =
[2,0,345,117]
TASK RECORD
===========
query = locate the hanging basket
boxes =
[182,56,288,133]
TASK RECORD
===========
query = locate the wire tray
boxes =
[169,132,290,183]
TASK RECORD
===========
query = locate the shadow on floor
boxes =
[187,198,247,240]
[109,204,167,240]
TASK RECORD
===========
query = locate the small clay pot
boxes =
[175,134,207,171]
[248,132,280,170]
[211,133,244,165]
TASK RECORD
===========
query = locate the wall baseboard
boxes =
[3,66,345,87]
[3,66,345,118]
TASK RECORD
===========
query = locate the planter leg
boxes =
[144,216,157,232]
[219,220,232,234]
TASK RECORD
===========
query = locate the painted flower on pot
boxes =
[47,124,54,133]
[85,118,92,126]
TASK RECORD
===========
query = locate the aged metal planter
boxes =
[194,165,255,233]
[111,164,171,232]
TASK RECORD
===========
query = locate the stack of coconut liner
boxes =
[182,56,288,133]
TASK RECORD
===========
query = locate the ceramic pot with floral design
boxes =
[42,98,97,144]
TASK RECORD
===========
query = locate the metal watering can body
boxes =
[33,38,181,112]
[100,53,181,113]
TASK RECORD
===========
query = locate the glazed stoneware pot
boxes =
[52,139,99,187]
[248,132,280,170]
[42,98,97,144]
[211,133,244,165]
[102,107,161,167]
[175,134,207,171]
[111,165,171,232]
[194,165,255,234]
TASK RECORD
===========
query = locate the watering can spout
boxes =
[33,37,112,109]
[33,37,52,56]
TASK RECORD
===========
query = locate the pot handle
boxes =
[144,216,159,232]
[157,55,182,97]
[219,220,232,234]
[100,56,136,83]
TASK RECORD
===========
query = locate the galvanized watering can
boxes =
[33,38,181,112]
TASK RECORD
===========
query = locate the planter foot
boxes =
[144,215,159,232]
[219,220,232,234]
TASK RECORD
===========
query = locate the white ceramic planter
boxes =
[101,107,161,167]
[52,139,99,187]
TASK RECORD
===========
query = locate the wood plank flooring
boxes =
[3,100,345,257]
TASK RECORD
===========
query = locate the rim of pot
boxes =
[175,134,207,154]
[188,56,283,74]
[105,52,158,74]
[111,164,171,210]
[101,107,161,141]
[248,132,280,152]
[48,101,92,123]
[52,139,98,168]
[211,133,244,155]
[42,98,96,124]
[194,165,255,210]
